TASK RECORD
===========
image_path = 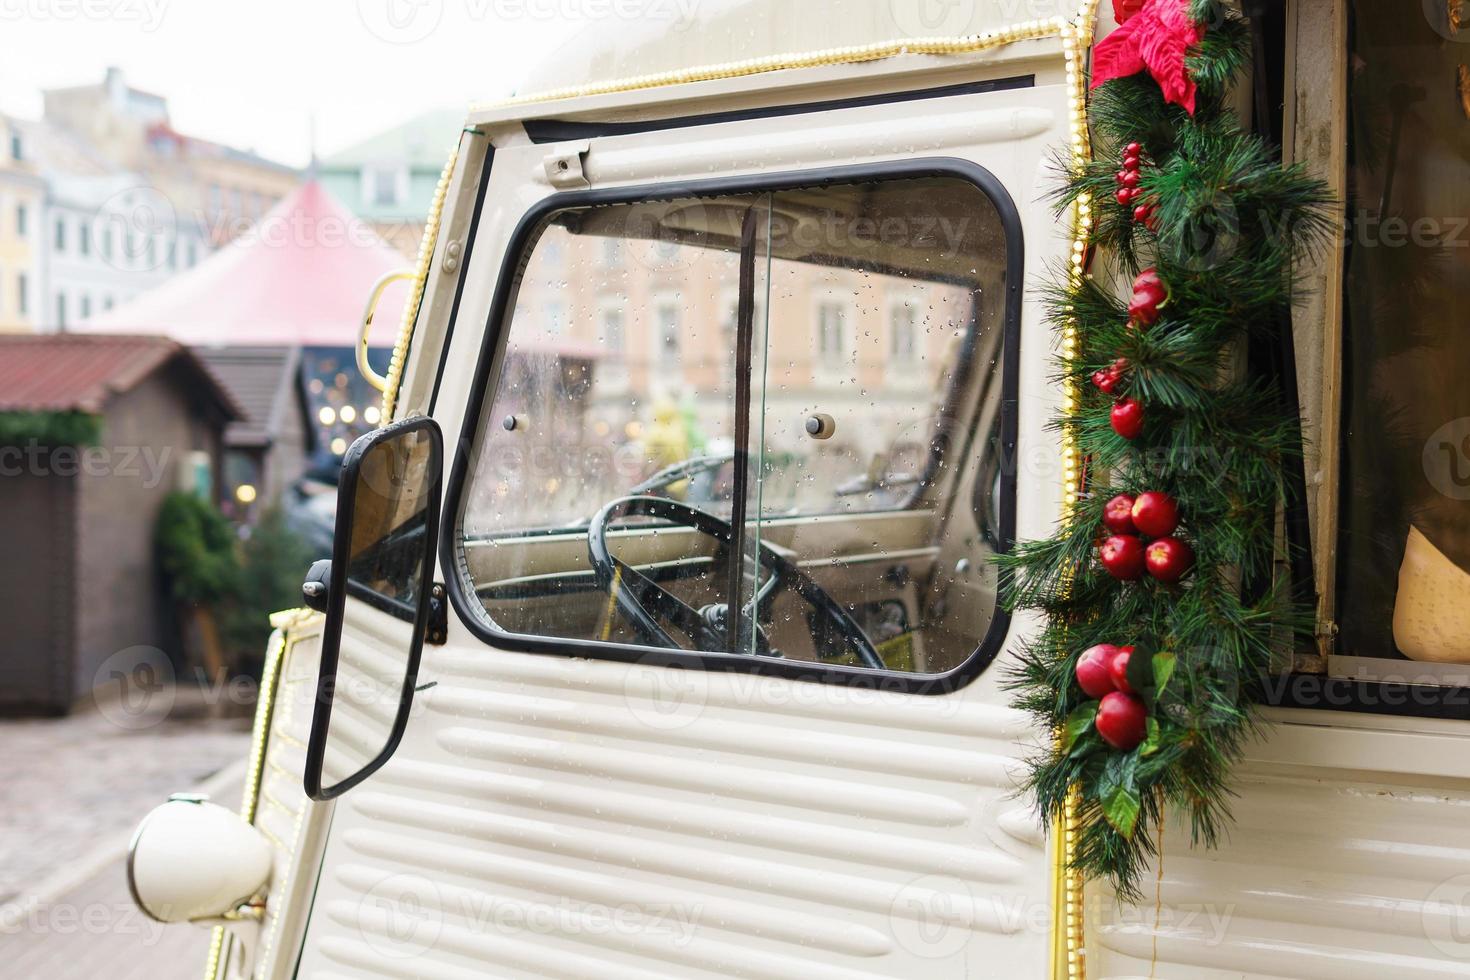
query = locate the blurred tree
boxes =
[221,507,314,678]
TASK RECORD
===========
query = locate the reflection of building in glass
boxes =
[480,177,1005,531]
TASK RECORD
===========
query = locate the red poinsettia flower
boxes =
[1092,0,1206,115]
[1112,0,1147,22]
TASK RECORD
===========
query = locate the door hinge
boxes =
[425,583,449,645]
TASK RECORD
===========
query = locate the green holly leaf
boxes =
[1101,781,1142,838]
[1061,701,1099,752]
[1153,651,1177,696]
[1141,717,1161,756]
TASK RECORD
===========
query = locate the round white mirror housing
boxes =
[127,795,273,924]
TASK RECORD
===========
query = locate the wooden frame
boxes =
[1283,0,1349,670]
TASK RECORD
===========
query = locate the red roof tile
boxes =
[0,333,241,417]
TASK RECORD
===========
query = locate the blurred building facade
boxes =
[317,109,460,259]
[0,334,240,714]
[0,68,300,335]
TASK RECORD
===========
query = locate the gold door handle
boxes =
[358,269,416,392]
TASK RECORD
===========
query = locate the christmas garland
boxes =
[1001,0,1333,897]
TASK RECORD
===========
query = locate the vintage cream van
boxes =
[125,0,1470,976]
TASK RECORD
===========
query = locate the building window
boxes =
[54,218,65,252]
[8,131,20,161]
[15,204,26,237]
[817,301,847,367]
[890,299,919,364]
[208,185,222,213]
[80,294,91,319]
[104,295,113,311]
[601,237,623,269]
[544,301,565,337]
[55,292,66,329]
[186,241,197,267]
[367,167,402,207]
[16,273,26,315]
[601,307,624,352]
[79,225,90,258]
[656,301,680,369]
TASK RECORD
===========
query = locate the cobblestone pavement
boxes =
[0,765,247,980]
[0,688,253,905]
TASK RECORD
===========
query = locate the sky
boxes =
[0,0,633,166]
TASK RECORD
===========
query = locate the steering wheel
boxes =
[587,495,885,669]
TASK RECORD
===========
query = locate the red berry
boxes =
[1133,204,1152,222]
[1122,170,1140,188]
[1099,534,1146,580]
[1108,645,1136,694]
[1131,491,1180,538]
[1125,142,1142,155]
[1096,691,1148,750]
[1115,169,1129,184]
[1128,267,1169,326]
[1115,187,1133,205]
[1145,536,1195,582]
[1122,155,1140,171]
[1076,644,1122,698]
[1103,493,1138,534]
[1110,397,1145,440]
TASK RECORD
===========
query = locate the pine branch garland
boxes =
[1001,0,1332,899]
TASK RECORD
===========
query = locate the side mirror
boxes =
[304,416,443,801]
[127,796,273,923]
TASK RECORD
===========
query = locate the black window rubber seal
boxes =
[437,157,1022,697]
[520,75,1034,144]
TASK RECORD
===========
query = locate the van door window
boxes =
[454,173,1013,678]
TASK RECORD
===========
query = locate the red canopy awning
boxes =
[83,180,411,348]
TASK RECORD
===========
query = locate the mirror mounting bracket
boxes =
[425,583,448,646]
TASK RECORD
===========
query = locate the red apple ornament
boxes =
[1103,493,1138,534]
[1145,536,1195,582]
[1108,645,1136,694]
[1127,267,1169,326]
[1131,491,1180,538]
[1096,691,1148,750]
[1099,534,1146,580]
[1110,397,1145,440]
[1075,643,1123,698]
